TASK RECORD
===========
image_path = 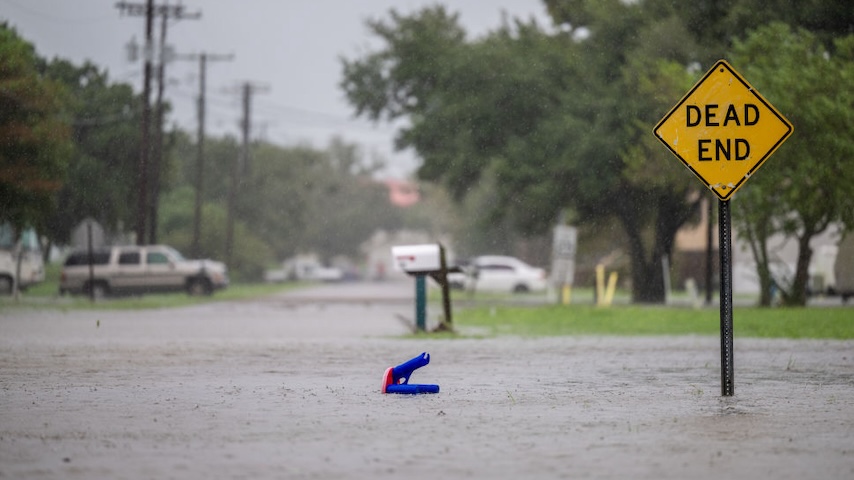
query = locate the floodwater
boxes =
[1,282,852,479]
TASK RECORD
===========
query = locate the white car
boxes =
[0,248,44,294]
[467,255,547,293]
[0,226,45,294]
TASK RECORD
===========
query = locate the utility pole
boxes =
[226,82,268,268]
[189,52,233,258]
[118,0,153,246]
[148,9,167,245]
[117,0,200,245]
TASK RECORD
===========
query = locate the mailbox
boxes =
[392,244,442,273]
[390,243,457,332]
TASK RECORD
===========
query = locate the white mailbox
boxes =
[392,244,443,273]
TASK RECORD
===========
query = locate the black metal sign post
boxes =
[653,60,793,397]
[718,200,735,396]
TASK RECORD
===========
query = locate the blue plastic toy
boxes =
[382,352,440,394]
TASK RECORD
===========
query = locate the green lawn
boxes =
[0,267,304,311]
[456,304,854,339]
[7,270,852,340]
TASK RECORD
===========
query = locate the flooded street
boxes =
[1,282,853,479]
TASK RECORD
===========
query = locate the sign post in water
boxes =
[654,60,793,396]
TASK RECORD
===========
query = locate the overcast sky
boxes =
[1,0,552,178]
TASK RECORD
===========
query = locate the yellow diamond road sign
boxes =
[654,60,793,201]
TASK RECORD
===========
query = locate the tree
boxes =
[493,6,706,302]
[237,138,403,264]
[671,0,854,61]
[340,4,706,302]
[162,134,274,278]
[158,185,272,281]
[340,6,466,124]
[163,134,406,279]
[341,1,854,303]
[547,0,854,65]
[237,141,320,260]
[40,59,142,247]
[291,138,402,261]
[0,24,71,237]
[729,23,854,305]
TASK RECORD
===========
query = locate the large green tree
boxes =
[498,3,705,302]
[341,1,854,303]
[729,23,854,306]
[340,5,704,302]
[41,59,142,247]
[0,24,71,236]
[546,0,854,63]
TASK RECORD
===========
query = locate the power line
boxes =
[168,87,393,134]
[252,101,361,124]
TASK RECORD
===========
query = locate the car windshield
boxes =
[163,246,185,261]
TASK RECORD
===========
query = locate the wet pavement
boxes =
[1,282,852,479]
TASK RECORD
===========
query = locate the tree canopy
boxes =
[730,23,854,305]
[340,0,854,303]
[0,24,71,236]
[4,1,853,294]
[340,4,704,302]
[41,59,142,246]
[2,23,410,281]
[162,134,408,279]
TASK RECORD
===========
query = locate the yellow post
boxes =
[604,271,618,307]
[595,264,605,306]
[561,284,572,305]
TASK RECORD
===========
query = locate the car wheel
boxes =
[0,275,13,295]
[513,284,530,294]
[187,278,213,296]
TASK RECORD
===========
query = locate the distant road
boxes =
[261,279,417,305]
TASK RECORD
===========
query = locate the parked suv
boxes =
[59,245,228,298]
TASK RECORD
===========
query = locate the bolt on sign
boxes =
[653,60,793,201]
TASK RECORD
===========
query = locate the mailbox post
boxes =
[391,243,457,332]
[415,274,427,330]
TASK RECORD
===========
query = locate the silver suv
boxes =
[59,245,228,298]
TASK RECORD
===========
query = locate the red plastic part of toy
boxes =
[382,367,394,393]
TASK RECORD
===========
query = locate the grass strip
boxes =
[456,305,854,339]
[0,282,304,311]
